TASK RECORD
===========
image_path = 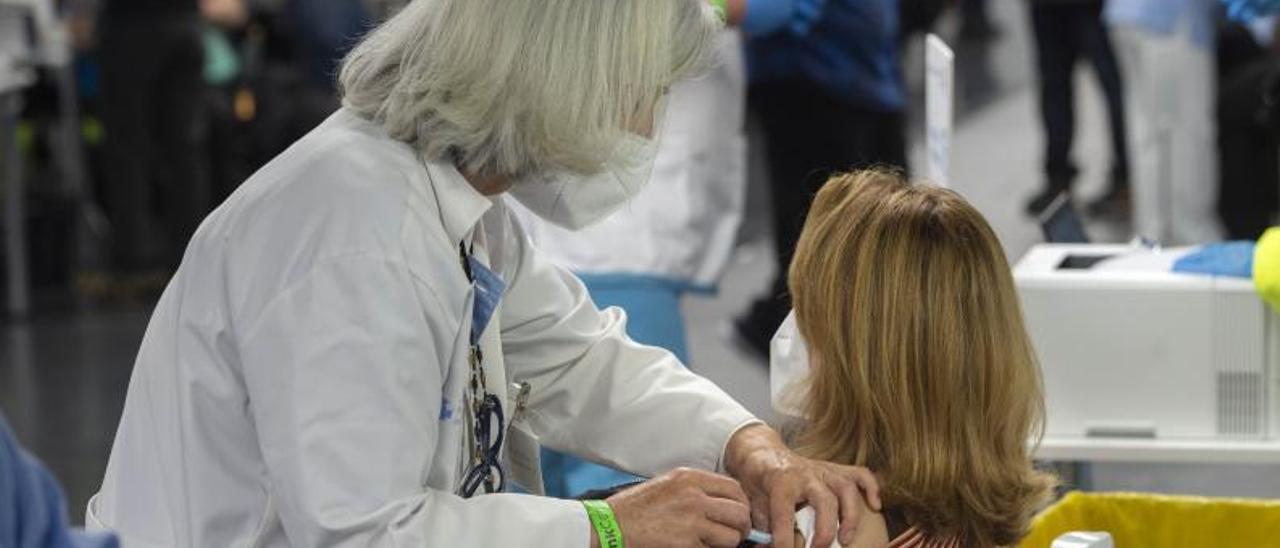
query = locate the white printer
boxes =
[1015,243,1280,444]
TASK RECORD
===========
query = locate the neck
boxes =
[462,169,512,196]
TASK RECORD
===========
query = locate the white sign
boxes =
[925,34,955,188]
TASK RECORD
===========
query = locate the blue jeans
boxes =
[539,275,690,499]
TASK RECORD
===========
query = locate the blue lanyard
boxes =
[458,241,508,497]
[464,249,506,347]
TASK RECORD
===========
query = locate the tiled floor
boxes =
[2,0,1278,528]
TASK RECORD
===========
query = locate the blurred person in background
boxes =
[185,0,372,212]
[1025,0,1131,218]
[1217,14,1280,239]
[1223,0,1280,18]
[960,0,1000,40]
[1105,0,1224,245]
[95,0,245,295]
[285,0,369,95]
[365,0,409,22]
[901,0,948,41]
[734,0,908,359]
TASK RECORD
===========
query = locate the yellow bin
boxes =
[1020,492,1280,548]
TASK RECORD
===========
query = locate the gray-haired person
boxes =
[88,2,881,547]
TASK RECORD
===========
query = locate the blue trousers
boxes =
[539,275,690,499]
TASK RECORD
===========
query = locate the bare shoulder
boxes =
[845,510,891,548]
[794,510,890,548]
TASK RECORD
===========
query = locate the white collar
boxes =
[421,157,496,245]
[332,107,496,245]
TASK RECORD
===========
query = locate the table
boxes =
[1038,436,1280,465]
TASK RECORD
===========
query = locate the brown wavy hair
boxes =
[788,170,1056,547]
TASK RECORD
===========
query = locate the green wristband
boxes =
[582,500,625,548]
[708,0,729,22]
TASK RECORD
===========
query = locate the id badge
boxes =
[506,423,545,496]
[504,381,543,495]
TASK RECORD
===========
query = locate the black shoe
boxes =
[1086,184,1131,219]
[1025,187,1068,216]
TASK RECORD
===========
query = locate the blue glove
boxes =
[1173,241,1258,279]
[1222,0,1280,21]
[741,0,827,36]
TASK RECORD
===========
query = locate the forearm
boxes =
[723,423,785,480]
[501,228,759,477]
[524,331,759,476]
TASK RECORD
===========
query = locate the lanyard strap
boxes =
[459,241,474,282]
[458,239,506,496]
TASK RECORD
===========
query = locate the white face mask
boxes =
[509,132,660,231]
[770,312,812,420]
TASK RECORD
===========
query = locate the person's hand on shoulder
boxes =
[724,425,883,548]
[842,506,890,548]
[795,504,891,548]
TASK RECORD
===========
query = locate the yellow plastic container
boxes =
[1256,227,1280,315]
[1020,492,1280,548]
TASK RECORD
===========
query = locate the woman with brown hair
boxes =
[775,169,1057,547]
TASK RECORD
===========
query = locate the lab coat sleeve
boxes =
[238,254,590,547]
[500,218,761,477]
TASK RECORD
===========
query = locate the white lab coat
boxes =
[87,109,760,547]
[515,33,747,289]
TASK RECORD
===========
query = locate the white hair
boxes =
[339,0,721,178]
